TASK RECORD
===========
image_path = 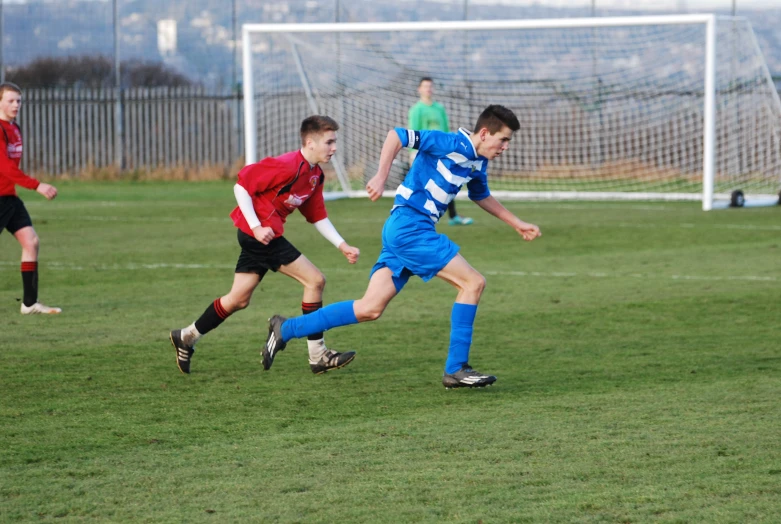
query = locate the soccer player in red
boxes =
[170,115,360,374]
[0,82,61,315]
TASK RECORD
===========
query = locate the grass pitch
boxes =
[2,181,780,522]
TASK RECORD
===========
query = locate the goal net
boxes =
[242,16,781,210]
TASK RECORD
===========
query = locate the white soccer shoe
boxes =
[20,302,62,315]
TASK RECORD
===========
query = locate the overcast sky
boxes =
[3,0,778,11]
[446,0,778,9]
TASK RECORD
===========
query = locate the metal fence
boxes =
[19,87,242,175]
[14,82,781,179]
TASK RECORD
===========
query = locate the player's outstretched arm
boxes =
[366,130,403,202]
[313,218,360,264]
[475,196,541,242]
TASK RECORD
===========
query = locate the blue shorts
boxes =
[370,206,460,292]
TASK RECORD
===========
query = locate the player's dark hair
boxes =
[300,115,339,144]
[474,104,520,134]
[0,82,22,99]
[418,77,434,86]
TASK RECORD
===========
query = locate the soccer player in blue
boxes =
[262,105,541,388]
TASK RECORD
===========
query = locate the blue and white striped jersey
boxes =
[393,127,490,222]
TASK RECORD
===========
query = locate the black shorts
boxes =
[0,196,33,236]
[235,229,301,278]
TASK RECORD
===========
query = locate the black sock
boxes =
[448,201,457,219]
[21,261,38,307]
[302,301,323,341]
[194,299,230,335]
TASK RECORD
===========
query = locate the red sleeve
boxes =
[236,157,291,196]
[298,181,328,224]
[0,133,39,190]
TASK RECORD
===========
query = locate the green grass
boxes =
[2,181,780,522]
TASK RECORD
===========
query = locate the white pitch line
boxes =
[0,261,235,271]
[42,215,232,223]
[601,222,781,232]
[0,260,776,282]
[516,203,675,211]
[29,213,781,231]
[481,270,777,282]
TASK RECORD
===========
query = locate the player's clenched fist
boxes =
[251,225,275,245]
[516,222,541,242]
[36,183,58,200]
[366,175,384,202]
[339,243,360,264]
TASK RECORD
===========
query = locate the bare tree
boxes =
[7,55,193,88]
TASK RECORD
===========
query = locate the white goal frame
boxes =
[243,15,729,210]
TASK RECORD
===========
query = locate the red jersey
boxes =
[230,149,328,238]
[0,119,39,197]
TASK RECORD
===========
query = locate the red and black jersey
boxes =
[0,119,39,197]
[230,149,328,238]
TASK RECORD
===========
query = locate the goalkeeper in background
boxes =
[409,77,473,226]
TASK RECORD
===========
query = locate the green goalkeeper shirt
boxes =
[408,100,450,132]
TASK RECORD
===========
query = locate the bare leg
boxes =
[435,254,486,305]
[278,254,326,304]
[14,226,39,262]
[219,272,262,314]
[353,267,399,322]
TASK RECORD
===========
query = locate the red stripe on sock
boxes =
[213,298,229,319]
[21,262,37,272]
[302,301,322,312]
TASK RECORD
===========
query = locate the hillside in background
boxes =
[1,0,779,89]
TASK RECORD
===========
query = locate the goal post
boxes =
[242,15,781,210]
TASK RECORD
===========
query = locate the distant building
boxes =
[158,19,177,57]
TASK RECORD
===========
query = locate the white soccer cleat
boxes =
[20,302,62,315]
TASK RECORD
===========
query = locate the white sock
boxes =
[308,339,327,363]
[181,323,202,346]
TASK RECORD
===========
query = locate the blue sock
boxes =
[281,300,358,342]
[444,303,478,374]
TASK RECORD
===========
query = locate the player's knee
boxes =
[21,233,39,253]
[224,295,250,312]
[354,301,384,322]
[235,298,251,310]
[359,309,383,322]
[465,273,486,296]
[314,271,326,292]
[305,271,326,293]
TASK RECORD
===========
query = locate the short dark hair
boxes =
[0,82,22,99]
[300,115,339,145]
[473,105,520,134]
[418,77,433,86]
